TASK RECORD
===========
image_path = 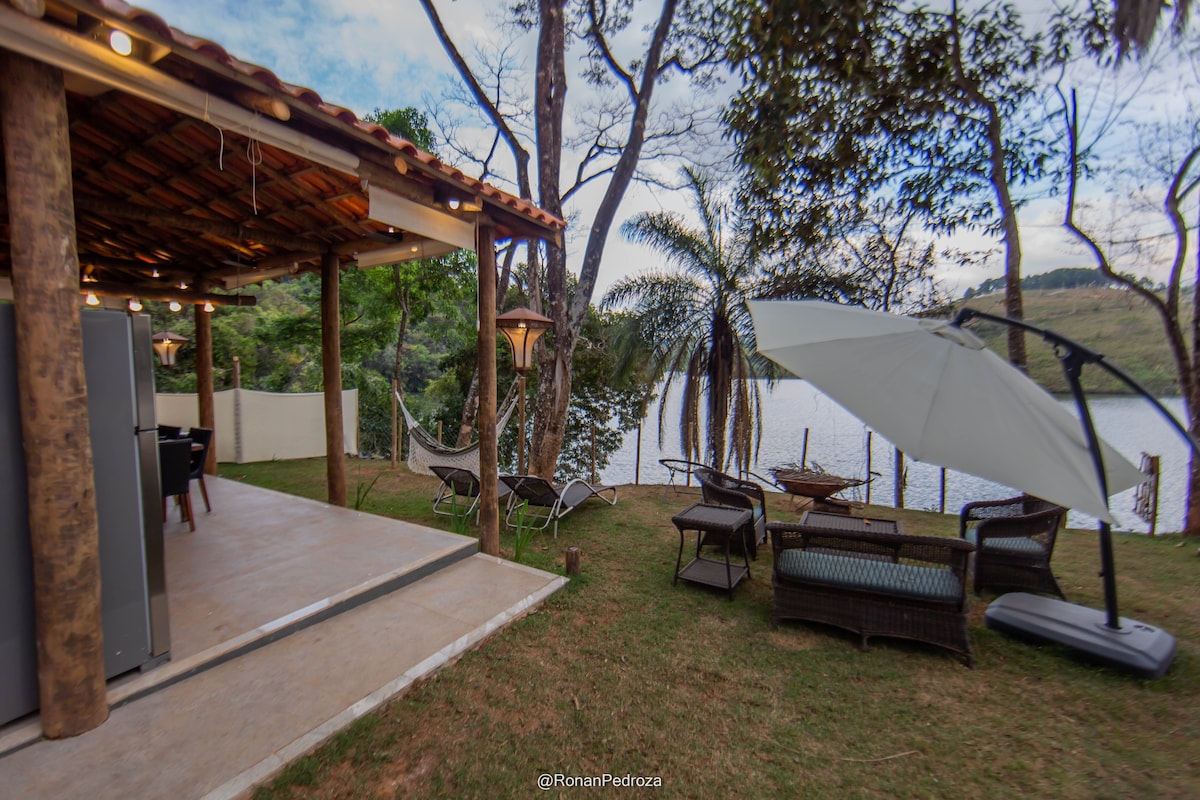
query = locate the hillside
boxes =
[954,287,1190,396]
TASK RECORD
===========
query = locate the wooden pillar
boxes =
[193,288,216,474]
[0,50,108,737]
[321,251,347,506]
[477,222,499,556]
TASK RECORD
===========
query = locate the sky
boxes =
[126,0,1196,301]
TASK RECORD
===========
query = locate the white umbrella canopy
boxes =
[748,300,1146,522]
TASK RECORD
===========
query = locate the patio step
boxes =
[0,553,567,800]
[107,528,479,709]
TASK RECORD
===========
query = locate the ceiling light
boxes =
[85,291,100,306]
[202,301,215,313]
[178,281,188,290]
[168,300,182,312]
[447,197,461,211]
[109,29,134,57]
[151,268,160,278]
[128,298,143,312]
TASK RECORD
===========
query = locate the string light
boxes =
[85,291,100,306]
[169,300,182,312]
[128,298,143,312]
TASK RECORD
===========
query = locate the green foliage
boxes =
[962,267,1164,299]
[447,492,473,537]
[364,106,436,151]
[508,501,537,563]
[725,1,1070,245]
[352,471,382,511]
[603,167,863,473]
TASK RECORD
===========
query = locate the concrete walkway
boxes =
[0,478,567,799]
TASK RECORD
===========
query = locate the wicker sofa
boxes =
[767,521,976,666]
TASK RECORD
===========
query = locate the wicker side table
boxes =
[671,503,753,600]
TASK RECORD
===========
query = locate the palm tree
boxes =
[602,167,781,474]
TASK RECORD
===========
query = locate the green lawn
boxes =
[226,457,1200,800]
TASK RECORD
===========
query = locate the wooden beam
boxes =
[321,251,346,507]
[0,50,108,737]
[74,195,307,251]
[233,89,290,121]
[7,0,44,18]
[477,222,499,556]
[194,281,217,475]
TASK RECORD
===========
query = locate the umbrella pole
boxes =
[1061,350,1121,630]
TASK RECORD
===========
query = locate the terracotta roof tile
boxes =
[78,0,566,232]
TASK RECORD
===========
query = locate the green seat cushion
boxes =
[777,549,961,603]
[964,530,1045,555]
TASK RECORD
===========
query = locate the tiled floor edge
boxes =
[109,540,477,709]
[203,569,569,800]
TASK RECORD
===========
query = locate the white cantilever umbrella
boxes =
[747,300,1146,522]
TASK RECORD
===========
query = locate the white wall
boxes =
[156,388,357,463]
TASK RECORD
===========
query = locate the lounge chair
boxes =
[959,495,1067,598]
[500,474,618,538]
[431,465,512,522]
[692,466,768,560]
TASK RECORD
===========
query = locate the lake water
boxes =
[600,380,1190,533]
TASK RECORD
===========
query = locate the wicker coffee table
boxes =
[672,503,753,600]
[800,510,902,537]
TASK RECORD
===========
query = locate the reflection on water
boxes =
[601,380,1190,533]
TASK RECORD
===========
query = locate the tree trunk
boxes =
[707,314,734,472]
[1,50,108,737]
[530,0,680,476]
[321,252,347,506]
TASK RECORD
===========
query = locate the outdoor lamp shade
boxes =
[151,331,188,367]
[496,307,553,372]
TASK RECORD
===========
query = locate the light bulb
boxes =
[447,197,461,211]
[178,281,188,290]
[128,298,143,312]
[151,268,160,278]
[85,291,100,306]
[169,300,182,312]
[203,301,215,313]
[109,30,133,57]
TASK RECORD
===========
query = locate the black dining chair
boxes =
[157,424,182,439]
[187,426,214,513]
[159,437,195,532]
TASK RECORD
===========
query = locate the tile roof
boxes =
[78,0,565,232]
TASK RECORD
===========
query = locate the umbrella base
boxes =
[985,592,1176,679]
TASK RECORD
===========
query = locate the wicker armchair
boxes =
[959,495,1067,598]
[693,467,767,560]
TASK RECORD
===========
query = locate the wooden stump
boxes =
[565,546,581,576]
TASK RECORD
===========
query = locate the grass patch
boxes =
[225,457,1200,800]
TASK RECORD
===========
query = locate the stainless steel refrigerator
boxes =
[0,306,169,726]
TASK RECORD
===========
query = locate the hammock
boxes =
[396,380,521,475]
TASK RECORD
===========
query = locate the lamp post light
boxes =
[496,307,553,475]
[151,331,188,367]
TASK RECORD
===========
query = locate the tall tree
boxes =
[726,0,1062,370]
[418,0,723,477]
[602,167,863,473]
[1113,0,1193,57]
[1061,80,1200,534]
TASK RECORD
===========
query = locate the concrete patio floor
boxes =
[0,477,566,799]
